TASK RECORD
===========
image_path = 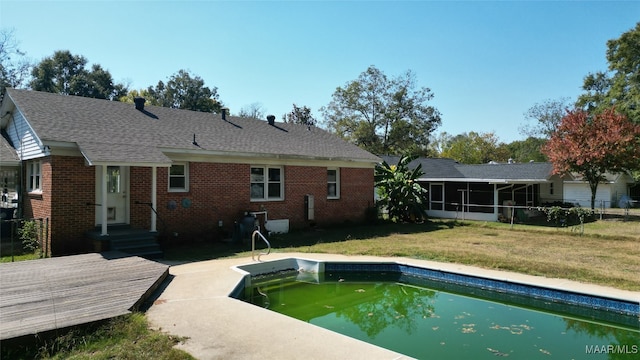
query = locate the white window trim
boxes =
[168,162,189,192]
[327,168,340,199]
[27,160,42,193]
[250,165,284,202]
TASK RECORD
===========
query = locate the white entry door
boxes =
[95,166,129,225]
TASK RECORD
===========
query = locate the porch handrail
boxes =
[134,201,168,233]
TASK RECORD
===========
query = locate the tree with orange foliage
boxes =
[543,108,640,209]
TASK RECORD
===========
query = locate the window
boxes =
[168,163,189,192]
[107,166,121,193]
[27,161,41,192]
[327,168,340,199]
[549,182,554,195]
[429,183,443,210]
[251,166,283,201]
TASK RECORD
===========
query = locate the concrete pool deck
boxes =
[145,253,640,360]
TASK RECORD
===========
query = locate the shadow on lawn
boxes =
[162,219,465,263]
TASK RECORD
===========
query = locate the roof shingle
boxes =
[5,89,380,165]
[379,155,553,182]
[0,133,19,165]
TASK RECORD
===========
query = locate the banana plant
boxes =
[375,154,428,222]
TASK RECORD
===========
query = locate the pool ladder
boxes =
[251,229,271,262]
[256,286,270,308]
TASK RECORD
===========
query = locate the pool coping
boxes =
[146,253,640,360]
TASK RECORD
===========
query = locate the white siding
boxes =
[427,210,498,222]
[563,183,612,208]
[5,111,44,160]
[539,175,564,204]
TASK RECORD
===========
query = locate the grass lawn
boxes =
[3,214,638,358]
[165,217,640,291]
[0,313,194,360]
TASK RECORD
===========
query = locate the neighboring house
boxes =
[0,89,380,256]
[379,156,636,221]
[0,134,20,229]
[562,172,636,209]
[379,156,561,221]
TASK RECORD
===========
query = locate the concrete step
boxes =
[86,226,163,259]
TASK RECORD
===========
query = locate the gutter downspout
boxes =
[151,166,157,232]
[101,165,108,236]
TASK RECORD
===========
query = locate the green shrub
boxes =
[18,220,40,254]
[536,206,594,227]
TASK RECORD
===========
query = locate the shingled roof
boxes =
[0,133,19,166]
[4,89,380,166]
[379,156,465,178]
[379,155,553,183]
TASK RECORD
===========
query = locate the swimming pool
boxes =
[231,258,640,359]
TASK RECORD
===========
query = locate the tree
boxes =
[503,137,548,163]
[375,154,428,222]
[606,22,640,123]
[237,102,265,119]
[426,131,452,157]
[147,69,223,113]
[519,97,572,138]
[282,104,316,126]
[119,88,170,107]
[30,50,127,100]
[577,22,640,124]
[542,107,640,209]
[0,28,32,89]
[577,72,612,113]
[440,131,508,164]
[321,65,441,155]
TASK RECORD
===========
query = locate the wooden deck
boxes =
[0,251,169,340]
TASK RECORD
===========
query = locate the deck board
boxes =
[0,251,168,340]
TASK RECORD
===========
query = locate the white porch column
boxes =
[151,166,157,232]
[101,165,108,236]
[461,190,465,220]
[494,184,499,218]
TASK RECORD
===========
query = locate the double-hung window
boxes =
[27,161,41,193]
[250,166,283,201]
[327,168,340,199]
[168,163,189,192]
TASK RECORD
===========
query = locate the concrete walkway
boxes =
[145,253,640,360]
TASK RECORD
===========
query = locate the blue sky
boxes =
[1,1,639,143]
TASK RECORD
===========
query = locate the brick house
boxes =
[0,89,380,256]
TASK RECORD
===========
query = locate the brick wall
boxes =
[130,163,375,242]
[29,157,375,255]
[49,156,95,254]
[22,157,51,254]
[130,163,252,241]
[264,166,374,226]
[22,156,95,255]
